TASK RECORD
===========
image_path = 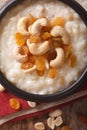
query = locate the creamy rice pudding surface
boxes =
[0,0,87,94]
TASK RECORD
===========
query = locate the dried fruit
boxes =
[47,49,57,61]
[49,109,62,118]
[9,98,20,110]
[29,55,35,64]
[34,122,45,130]
[15,33,26,46]
[41,32,52,40]
[79,116,87,124]
[59,76,65,86]
[19,45,30,55]
[61,126,70,130]
[37,70,45,76]
[51,17,65,26]
[30,35,41,43]
[63,44,72,52]
[29,14,37,25]
[21,55,35,70]
[36,56,46,71]
[53,37,63,48]
[68,54,77,67]
[63,45,72,59]
[42,25,51,32]
[21,61,34,70]
[53,37,62,42]
[68,14,74,21]
[48,68,57,79]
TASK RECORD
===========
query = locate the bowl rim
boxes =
[0,0,87,102]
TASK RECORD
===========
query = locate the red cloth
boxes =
[0,82,87,125]
[0,91,29,116]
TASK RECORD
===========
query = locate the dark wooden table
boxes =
[0,0,87,130]
[0,99,87,130]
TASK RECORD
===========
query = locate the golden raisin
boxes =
[21,61,34,70]
[48,68,57,79]
[63,45,72,53]
[29,14,37,25]
[79,116,87,124]
[35,56,46,71]
[15,33,26,46]
[63,45,72,59]
[53,37,63,48]
[59,76,65,86]
[68,54,77,67]
[9,98,20,110]
[30,35,41,43]
[37,70,45,77]
[54,43,61,48]
[41,32,52,40]
[42,25,51,33]
[47,48,57,61]
[51,17,65,26]
[68,14,74,21]
[61,125,70,130]
[53,37,62,42]
[29,55,35,64]
[19,45,29,55]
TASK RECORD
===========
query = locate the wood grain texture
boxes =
[0,99,87,130]
[0,0,87,130]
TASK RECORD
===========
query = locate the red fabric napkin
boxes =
[0,82,87,125]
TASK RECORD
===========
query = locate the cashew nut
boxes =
[24,65,36,73]
[0,84,5,92]
[51,26,70,45]
[28,18,48,35]
[45,59,49,69]
[50,48,65,68]
[17,17,30,35]
[27,40,50,55]
[13,46,28,63]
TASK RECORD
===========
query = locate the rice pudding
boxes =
[0,0,87,94]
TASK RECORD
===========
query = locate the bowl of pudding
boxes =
[0,0,87,102]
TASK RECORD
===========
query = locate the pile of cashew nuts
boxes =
[13,15,71,74]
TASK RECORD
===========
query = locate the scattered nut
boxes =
[34,122,45,130]
[47,117,55,130]
[27,101,36,108]
[54,116,63,127]
[50,48,65,68]
[0,84,5,92]
[49,109,62,118]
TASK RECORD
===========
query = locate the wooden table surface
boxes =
[0,0,87,130]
